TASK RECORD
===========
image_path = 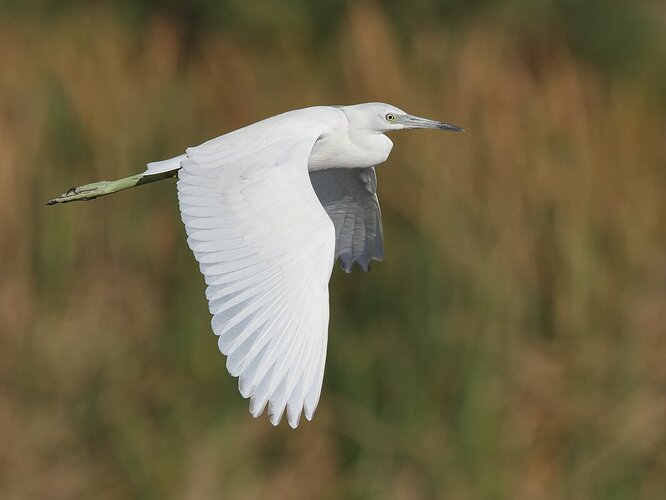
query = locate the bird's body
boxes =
[146,105,395,176]
[52,102,462,428]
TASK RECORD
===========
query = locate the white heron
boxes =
[49,103,463,428]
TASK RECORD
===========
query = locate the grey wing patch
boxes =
[309,167,384,273]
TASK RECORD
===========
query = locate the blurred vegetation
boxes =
[1,1,665,498]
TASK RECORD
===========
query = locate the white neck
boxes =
[308,110,394,171]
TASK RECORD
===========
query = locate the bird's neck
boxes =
[308,131,393,171]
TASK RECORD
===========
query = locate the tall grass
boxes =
[1,3,664,499]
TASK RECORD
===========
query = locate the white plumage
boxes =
[145,103,462,427]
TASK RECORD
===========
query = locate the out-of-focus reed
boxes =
[1,3,664,499]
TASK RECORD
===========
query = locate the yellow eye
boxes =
[385,113,396,122]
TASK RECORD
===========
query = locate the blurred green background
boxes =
[1,0,665,498]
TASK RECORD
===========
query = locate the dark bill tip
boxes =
[438,122,464,132]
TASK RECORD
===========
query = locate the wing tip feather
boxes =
[176,130,333,430]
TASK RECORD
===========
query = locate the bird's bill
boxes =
[404,115,464,132]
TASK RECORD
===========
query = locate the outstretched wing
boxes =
[309,167,384,272]
[177,122,335,428]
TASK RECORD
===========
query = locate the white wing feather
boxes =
[176,117,335,428]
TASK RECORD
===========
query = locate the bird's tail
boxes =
[144,154,186,176]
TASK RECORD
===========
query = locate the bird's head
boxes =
[342,102,464,134]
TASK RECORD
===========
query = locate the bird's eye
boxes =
[385,113,396,122]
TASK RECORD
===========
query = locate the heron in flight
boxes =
[49,103,463,428]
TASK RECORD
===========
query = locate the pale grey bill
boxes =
[404,115,464,132]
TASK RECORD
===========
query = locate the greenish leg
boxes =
[47,169,179,205]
